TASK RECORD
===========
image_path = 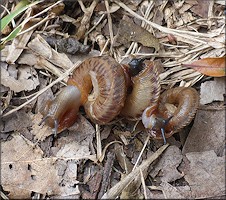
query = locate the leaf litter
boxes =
[1,0,225,199]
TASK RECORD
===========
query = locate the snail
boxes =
[142,87,199,144]
[40,56,127,134]
[39,56,199,143]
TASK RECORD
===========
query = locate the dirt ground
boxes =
[1,0,225,199]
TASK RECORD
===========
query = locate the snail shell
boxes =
[120,60,161,120]
[67,56,127,124]
[142,87,199,139]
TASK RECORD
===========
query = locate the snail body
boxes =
[41,56,127,133]
[142,87,199,139]
[120,60,160,120]
[40,56,199,142]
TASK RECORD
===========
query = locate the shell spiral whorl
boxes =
[67,56,127,124]
[120,60,161,120]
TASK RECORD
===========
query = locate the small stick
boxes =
[132,135,150,171]
[104,0,114,50]
[98,152,115,199]
[101,143,169,199]
[96,124,102,161]
[140,169,147,199]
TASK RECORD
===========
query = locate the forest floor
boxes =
[1,0,225,199]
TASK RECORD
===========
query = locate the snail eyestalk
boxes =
[53,119,58,137]
[38,114,50,126]
[156,116,173,144]
[161,128,166,145]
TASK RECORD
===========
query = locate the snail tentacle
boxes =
[161,128,166,145]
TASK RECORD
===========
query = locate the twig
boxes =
[113,0,211,43]
[96,124,102,161]
[140,169,147,199]
[98,152,115,199]
[101,143,169,199]
[85,13,106,36]
[76,0,99,39]
[105,0,114,50]
[132,135,150,171]
[18,14,55,36]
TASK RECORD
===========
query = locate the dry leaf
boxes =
[183,57,225,77]
[1,133,93,199]
[160,182,186,199]
[56,140,91,159]
[182,109,225,156]
[1,134,59,198]
[48,2,65,15]
[189,0,210,18]
[180,150,225,198]
[27,34,74,70]
[6,22,35,64]
[31,112,53,141]
[82,169,102,199]
[2,109,32,132]
[200,77,225,104]
[114,19,160,50]
[150,146,183,183]
[17,49,39,66]
[1,63,39,92]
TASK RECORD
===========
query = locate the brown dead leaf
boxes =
[1,63,39,92]
[146,187,164,199]
[6,22,35,64]
[183,57,225,77]
[82,169,103,199]
[153,9,164,25]
[67,115,95,146]
[2,109,32,133]
[0,88,12,113]
[160,182,186,199]
[48,1,65,15]
[189,0,210,18]
[150,146,183,183]
[54,159,80,198]
[113,19,160,50]
[180,150,225,198]
[56,140,91,159]
[182,109,225,156]
[17,49,39,67]
[31,112,53,141]
[200,77,225,105]
[28,34,74,70]
[1,134,59,198]
[1,132,94,199]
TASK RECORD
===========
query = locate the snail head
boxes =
[128,58,145,76]
[39,85,81,136]
[142,106,173,144]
